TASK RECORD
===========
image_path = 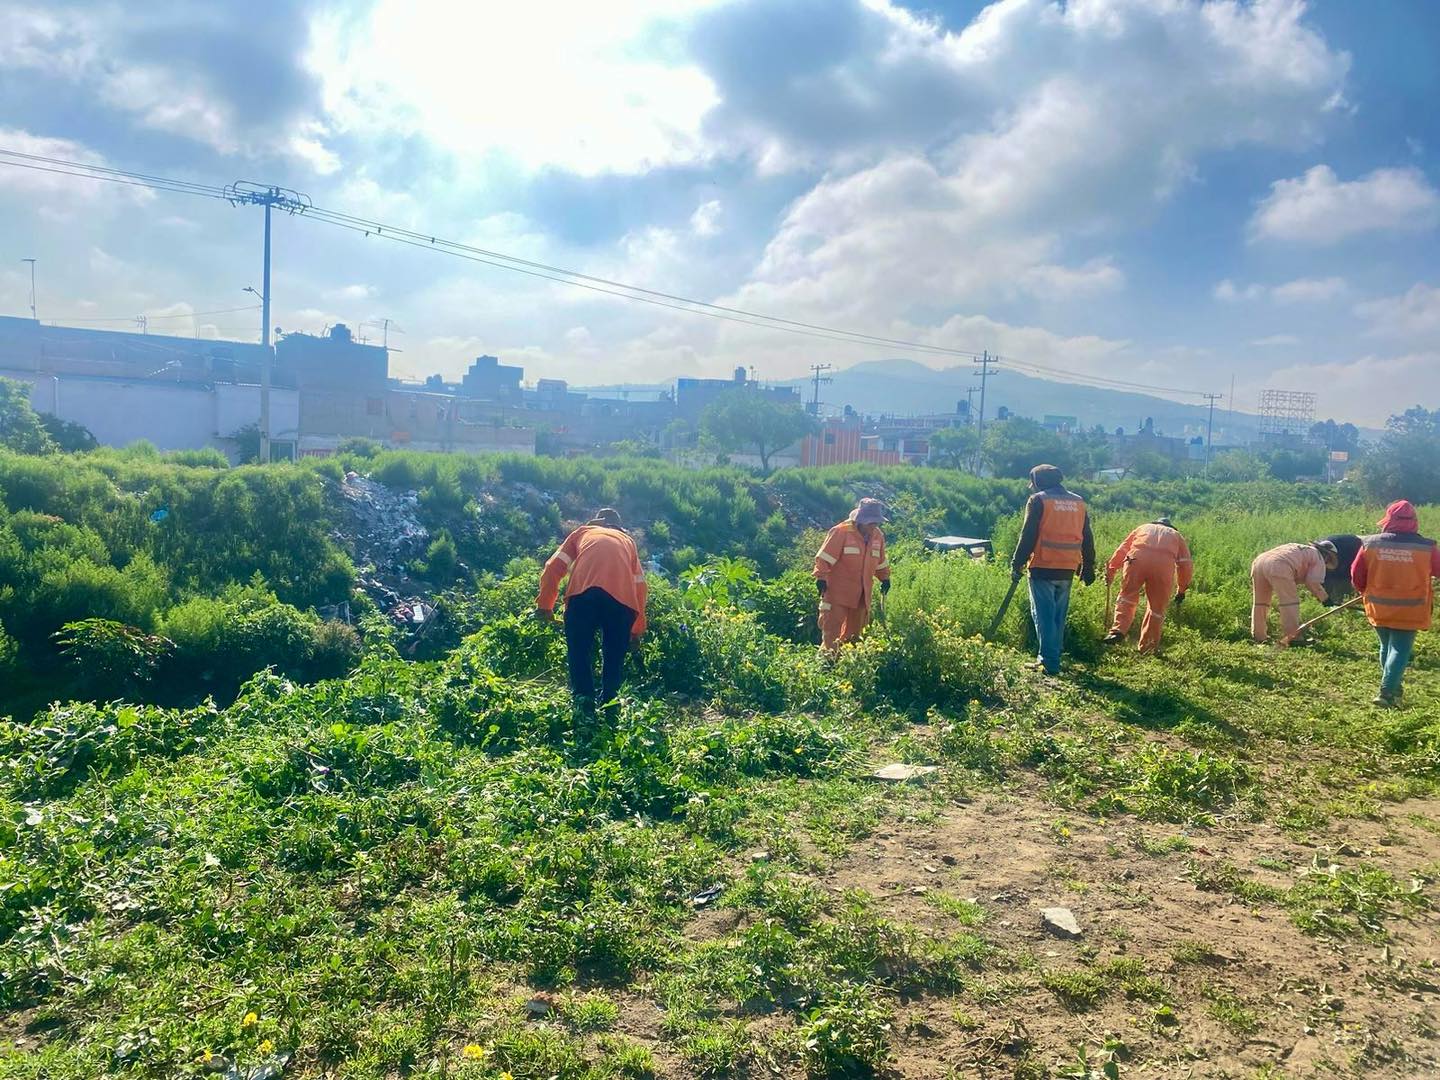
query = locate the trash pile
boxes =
[334,473,438,633]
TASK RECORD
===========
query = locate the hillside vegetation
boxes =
[2,449,1438,1079]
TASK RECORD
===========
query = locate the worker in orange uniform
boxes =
[1010,464,1095,675]
[814,498,890,652]
[536,507,648,712]
[1250,539,1338,645]
[1102,517,1193,653]
[1350,500,1440,707]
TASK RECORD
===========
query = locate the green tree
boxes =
[1309,418,1360,453]
[1207,449,1266,482]
[1125,449,1176,480]
[700,391,815,474]
[927,424,979,469]
[0,377,57,455]
[1069,426,1113,477]
[38,414,98,453]
[1354,406,1440,504]
[980,416,1068,479]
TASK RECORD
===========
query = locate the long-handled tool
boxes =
[1104,576,1113,632]
[987,576,1021,637]
[1278,594,1363,648]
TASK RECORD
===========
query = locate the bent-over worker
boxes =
[1250,540,1337,645]
[1010,464,1096,676]
[537,507,648,711]
[1103,517,1193,653]
[1320,533,1362,602]
[1351,500,1440,708]
[814,498,890,651]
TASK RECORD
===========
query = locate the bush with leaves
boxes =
[53,618,173,699]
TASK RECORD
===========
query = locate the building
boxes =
[675,367,802,419]
[0,315,300,458]
[460,355,523,401]
[800,416,901,467]
[0,316,534,459]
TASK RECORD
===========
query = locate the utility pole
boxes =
[20,259,36,320]
[964,385,981,424]
[807,362,833,417]
[1202,392,1223,475]
[973,351,996,472]
[225,182,311,463]
[134,315,148,334]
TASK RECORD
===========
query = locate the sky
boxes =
[0,0,1437,426]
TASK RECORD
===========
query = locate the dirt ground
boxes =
[639,782,1440,1079]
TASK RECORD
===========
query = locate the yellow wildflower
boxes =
[200,1049,215,1064]
[460,1043,490,1060]
[499,1072,515,1080]
[258,1038,275,1054]
[242,1011,259,1028]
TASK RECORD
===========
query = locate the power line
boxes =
[0,148,1216,401]
[44,304,261,325]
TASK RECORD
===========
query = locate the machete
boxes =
[987,576,1022,638]
[1279,593,1363,648]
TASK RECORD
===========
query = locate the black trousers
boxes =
[563,587,637,705]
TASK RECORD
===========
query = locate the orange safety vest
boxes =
[1029,490,1088,572]
[813,521,890,610]
[1359,532,1435,631]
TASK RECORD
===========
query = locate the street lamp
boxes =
[20,258,36,320]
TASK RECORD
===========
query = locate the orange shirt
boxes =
[1029,490,1088,572]
[813,521,889,609]
[1107,523,1193,592]
[537,525,648,636]
[1357,533,1436,631]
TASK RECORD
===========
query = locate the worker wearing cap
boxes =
[814,498,891,652]
[537,507,648,711]
[1103,517,1193,653]
[1010,464,1096,675]
[1351,500,1440,707]
[1250,539,1337,646]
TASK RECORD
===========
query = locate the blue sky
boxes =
[1,0,1437,425]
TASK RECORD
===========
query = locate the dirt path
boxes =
[670,782,1440,1079]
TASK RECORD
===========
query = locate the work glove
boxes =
[880,579,891,595]
[1011,568,1022,584]
[534,607,557,624]
[1174,592,1186,606]
[1080,568,1095,586]
[816,580,828,596]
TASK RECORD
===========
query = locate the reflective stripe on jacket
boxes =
[1357,532,1436,631]
[537,525,648,636]
[1107,523,1193,592]
[1030,489,1088,572]
[813,521,889,610]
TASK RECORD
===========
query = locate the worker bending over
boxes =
[1250,539,1338,645]
[814,498,890,652]
[1103,517,1193,653]
[537,508,648,712]
[1320,533,1362,602]
[1351,500,1440,707]
[1010,464,1095,675]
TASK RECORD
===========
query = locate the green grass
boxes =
[3,459,1439,1077]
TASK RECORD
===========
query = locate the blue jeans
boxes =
[1376,626,1417,698]
[1028,575,1073,675]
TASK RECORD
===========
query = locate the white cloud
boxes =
[690,199,722,237]
[1271,276,1346,303]
[1214,279,1265,302]
[1250,165,1440,244]
[1355,283,1440,342]
[1250,334,1301,347]
[1019,259,1125,299]
[1215,275,1346,303]
[324,284,376,302]
[1266,351,1440,427]
[311,0,722,176]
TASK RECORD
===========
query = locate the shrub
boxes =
[54,618,173,699]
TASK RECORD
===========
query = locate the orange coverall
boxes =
[813,521,889,650]
[1106,523,1193,652]
[1251,543,1327,643]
